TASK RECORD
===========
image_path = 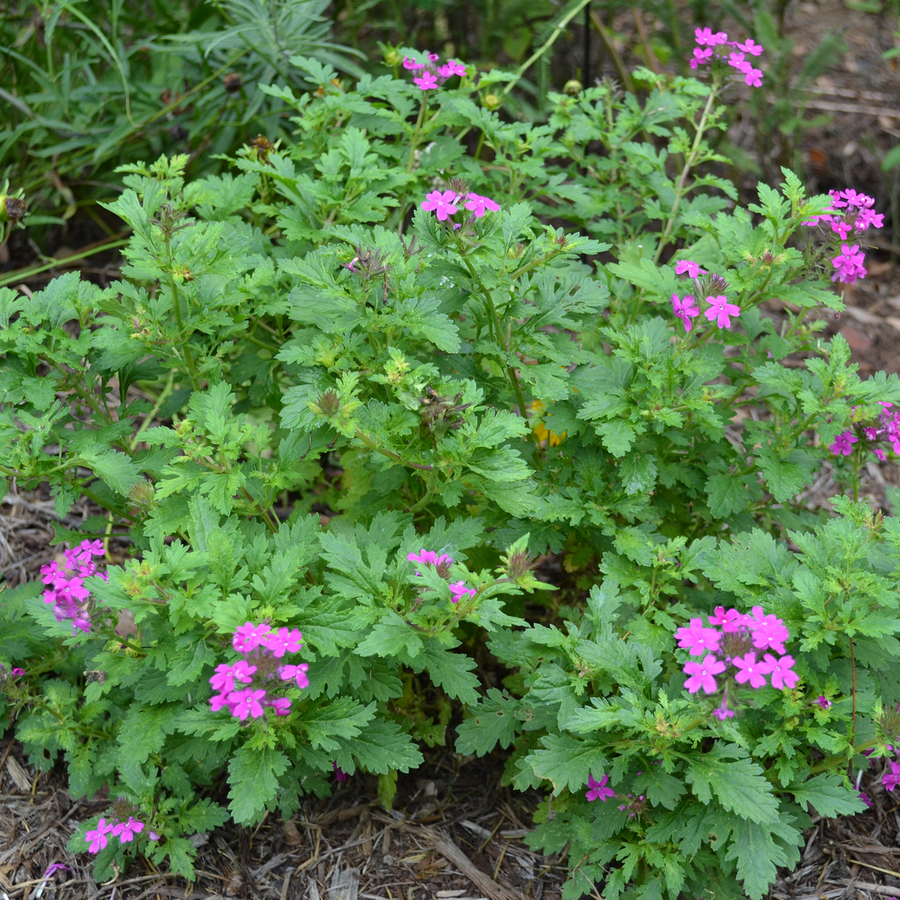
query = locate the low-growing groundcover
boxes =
[2,29,900,900]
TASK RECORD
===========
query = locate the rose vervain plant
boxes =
[1,31,899,897]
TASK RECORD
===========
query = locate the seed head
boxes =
[223,72,243,93]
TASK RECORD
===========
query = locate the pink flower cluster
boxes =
[421,190,500,222]
[689,29,764,88]
[829,402,900,462]
[85,815,157,854]
[403,51,467,91]
[209,622,309,721]
[676,606,798,715]
[804,189,884,286]
[672,262,741,331]
[407,549,476,604]
[40,540,107,635]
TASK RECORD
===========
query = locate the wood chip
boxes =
[423,829,519,900]
[328,867,359,900]
[5,757,31,793]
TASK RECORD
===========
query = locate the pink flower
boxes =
[85,818,114,854]
[815,696,831,709]
[231,688,267,720]
[740,65,763,87]
[464,192,500,217]
[414,71,439,91]
[420,191,459,221]
[449,581,476,603]
[279,662,310,689]
[210,663,237,693]
[737,38,764,56]
[829,219,854,240]
[683,654,726,694]
[832,244,867,284]
[829,430,858,456]
[427,52,439,62]
[746,606,789,654]
[402,56,424,71]
[760,654,799,690]
[585,773,615,802]
[695,27,728,46]
[856,208,884,231]
[209,692,234,713]
[727,51,746,70]
[732,652,768,689]
[712,703,735,720]
[704,295,741,328]
[269,697,292,715]
[233,622,271,653]
[883,760,900,792]
[262,627,303,658]
[708,606,747,632]
[690,46,714,68]
[875,448,886,461]
[408,548,454,567]
[674,260,707,278]
[859,790,873,807]
[111,817,144,843]
[439,59,467,78]
[333,761,348,782]
[671,293,700,332]
[41,863,70,878]
[675,618,722,656]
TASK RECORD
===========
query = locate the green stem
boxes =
[129,372,175,451]
[397,96,430,229]
[168,278,199,390]
[239,486,279,533]
[653,78,722,265]
[500,0,595,99]
[0,238,130,289]
[458,256,530,420]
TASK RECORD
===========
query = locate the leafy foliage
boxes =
[0,41,896,899]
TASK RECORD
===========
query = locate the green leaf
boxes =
[596,419,636,457]
[756,448,813,502]
[686,744,779,825]
[415,641,480,704]
[228,745,289,824]
[724,817,790,900]
[117,704,180,770]
[302,698,375,751]
[355,611,424,659]
[339,719,423,774]
[456,688,522,756]
[706,473,749,517]
[788,773,867,818]
[76,446,141,495]
[521,733,608,794]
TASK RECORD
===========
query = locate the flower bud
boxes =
[0,195,26,225]
[384,48,402,67]
[506,549,536,579]
[314,389,341,417]
[128,480,156,508]
[482,93,502,111]
[223,72,243,93]
[564,79,583,94]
